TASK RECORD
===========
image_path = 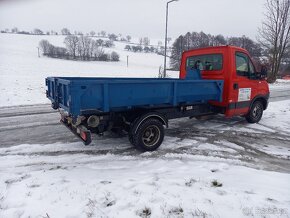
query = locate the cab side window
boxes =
[249,61,255,76]
[235,52,256,78]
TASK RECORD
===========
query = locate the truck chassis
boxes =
[60,102,217,151]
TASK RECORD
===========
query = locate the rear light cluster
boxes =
[80,131,87,141]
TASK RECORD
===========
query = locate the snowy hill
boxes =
[1,33,290,218]
[1,33,289,107]
[0,33,170,107]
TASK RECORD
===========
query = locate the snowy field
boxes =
[0,33,169,107]
[1,33,289,107]
[1,33,290,217]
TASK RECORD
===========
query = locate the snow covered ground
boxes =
[270,79,290,90]
[1,33,289,107]
[0,100,290,218]
[0,33,168,107]
[1,33,290,217]
[0,149,289,218]
[0,33,289,107]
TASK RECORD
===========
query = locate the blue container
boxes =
[46,76,223,117]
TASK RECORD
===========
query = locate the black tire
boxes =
[131,118,164,151]
[246,100,264,123]
[128,133,134,145]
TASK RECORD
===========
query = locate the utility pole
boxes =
[242,35,246,48]
[164,0,178,78]
[37,47,40,57]
[127,55,129,67]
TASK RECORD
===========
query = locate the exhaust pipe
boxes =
[87,115,100,128]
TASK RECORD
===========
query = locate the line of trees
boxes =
[170,0,290,83]
[1,27,132,42]
[125,45,156,53]
[39,35,119,62]
[124,36,166,54]
[170,32,263,70]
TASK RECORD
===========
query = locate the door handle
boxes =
[233,83,239,90]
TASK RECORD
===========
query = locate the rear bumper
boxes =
[60,116,92,145]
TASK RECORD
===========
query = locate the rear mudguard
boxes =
[60,116,92,145]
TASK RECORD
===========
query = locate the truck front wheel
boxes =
[246,100,263,123]
[131,118,164,151]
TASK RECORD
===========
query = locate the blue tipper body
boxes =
[45,69,224,117]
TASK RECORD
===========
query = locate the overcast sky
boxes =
[0,0,266,40]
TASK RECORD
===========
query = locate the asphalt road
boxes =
[270,87,290,102]
[0,88,289,172]
[0,87,289,147]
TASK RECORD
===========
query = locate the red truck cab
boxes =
[180,46,269,122]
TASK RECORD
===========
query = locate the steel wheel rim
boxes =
[253,104,262,119]
[142,125,160,147]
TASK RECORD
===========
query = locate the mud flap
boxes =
[60,117,92,145]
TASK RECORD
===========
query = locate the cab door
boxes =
[230,52,258,116]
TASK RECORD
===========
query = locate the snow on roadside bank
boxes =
[269,79,290,90]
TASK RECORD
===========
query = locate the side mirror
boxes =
[258,66,268,79]
[261,66,267,76]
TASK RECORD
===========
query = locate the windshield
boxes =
[186,54,223,71]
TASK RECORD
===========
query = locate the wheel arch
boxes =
[131,112,168,134]
[250,95,269,111]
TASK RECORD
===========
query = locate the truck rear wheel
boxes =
[246,100,263,123]
[131,118,164,151]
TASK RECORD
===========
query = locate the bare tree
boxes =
[126,35,132,42]
[139,38,143,46]
[51,30,57,35]
[228,36,262,58]
[96,39,104,47]
[157,41,163,50]
[61,28,71,35]
[77,39,83,58]
[125,45,131,51]
[78,36,95,60]
[93,46,105,60]
[143,37,150,46]
[258,0,290,83]
[108,33,118,41]
[100,31,106,37]
[33,28,43,35]
[90,31,96,37]
[39,40,52,55]
[110,51,120,61]
[11,27,18,33]
[89,39,96,57]
[64,35,79,59]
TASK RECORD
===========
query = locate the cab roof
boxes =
[182,45,248,56]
